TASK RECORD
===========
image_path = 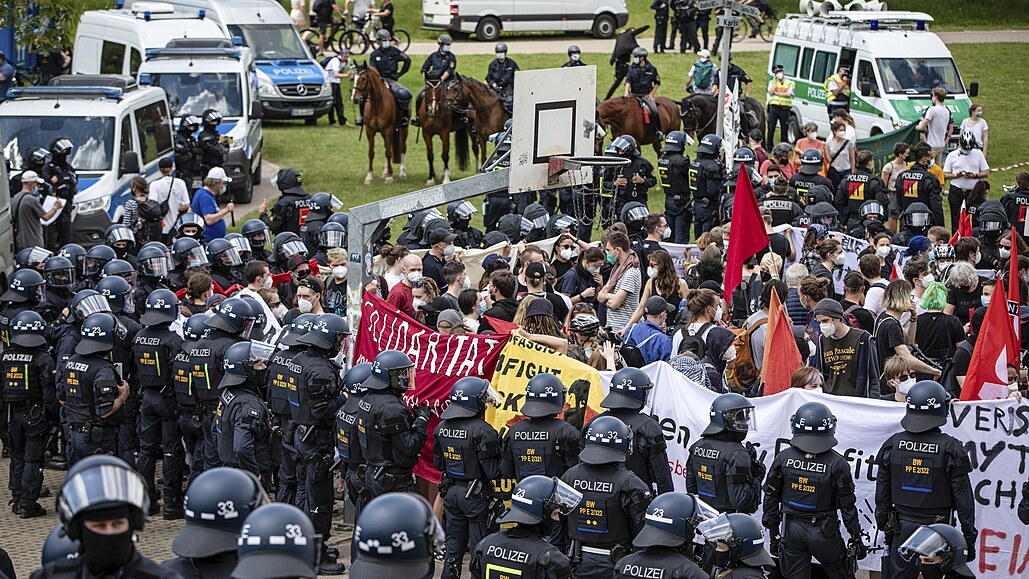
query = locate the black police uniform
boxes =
[689,153,724,237]
[174,127,203,191]
[197,125,228,177]
[358,390,429,497]
[560,463,651,579]
[133,325,186,514]
[1000,186,1029,246]
[0,301,31,349]
[615,547,707,579]
[659,149,692,244]
[370,45,413,110]
[789,172,834,207]
[3,345,57,513]
[267,345,303,505]
[625,62,661,134]
[336,391,367,518]
[585,411,674,495]
[41,156,77,247]
[471,526,573,579]
[763,446,862,578]
[43,288,74,326]
[650,0,669,52]
[895,163,945,227]
[501,417,580,480]
[268,188,312,235]
[715,64,752,95]
[162,553,237,579]
[762,193,804,228]
[685,432,762,514]
[603,156,656,228]
[214,380,273,477]
[876,429,976,579]
[671,0,700,53]
[434,416,504,578]
[486,57,519,108]
[133,277,170,320]
[453,221,484,249]
[190,329,237,470]
[835,167,888,229]
[172,335,204,484]
[32,549,181,579]
[114,312,142,466]
[60,354,121,463]
[422,50,457,81]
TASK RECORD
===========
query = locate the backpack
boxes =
[730,273,762,327]
[312,0,333,16]
[677,321,713,361]
[939,341,973,398]
[618,324,662,369]
[320,55,338,69]
[138,198,164,223]
[693,60,714,89]
[843,304,863,329]
[730,318,767,390]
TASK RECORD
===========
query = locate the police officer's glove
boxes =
[413,403,433,425]
[848,537,867,561]
[769,533,782,555]
[746,442,766,480]
[965,535,977,561]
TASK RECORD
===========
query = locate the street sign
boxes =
[717,15,741,27]
[697,0,760,17]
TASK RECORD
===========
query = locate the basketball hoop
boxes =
[547,155,630,186]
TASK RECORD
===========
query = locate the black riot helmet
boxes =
[10,310,47,348]
[976,200,1008,238]
[141,289,179,325]
[522,373,566,418]
[173,467,269,559]
[205,297,256,338]
[202,108,222,126]
[105,224,136,251]
[16,246,52,270]
[220,341,275,388]
[497,475,583,526]
[899,523,973,576]
[183,312,212,341]
[611,134,638,157]
[633,492,720,549]
[902,380,950,433]
[207,238,243,269]
[805,184,832,206]
[95,275,133,314]
[441,377,502,419]
[524,203,550,235]
[661,130,688,154]
[41,525,80,566]
[29,147,52,168]
[579,415,633,465]
[859,200,885,221]
[59,243,87,271]
[84,244,117,278]
[57,454,148,541]
[273,232,308,265]
[902,202,933,233]
[345,362,373,396]
[798,148,824,174]
[790,402,838,454]
[297,313,351,351]
[601,367,653,410]
[352,493,443,579]
[136,244,171,279]
[226,233,253,263]
[546,214,577,238]
[278,313,318,348]
[76,312,120,355]
[44,255,76,289]
[806,201,839,228]
[696,133,721,156]
[702,393,756,436]
[317,221,346,250]
[697,513,775,569]
[176,213,206,241]
[620,202,649,233]
[179,114,201,132]
[366,349,415,391]
[241,219,270,251]
[232,503,319,579]
[308,192,336,216]
[172,237,210,269]
[327,212,349,228]
[50,137,73,158]
[70,290,112,324]
[447,200,477,226]
[103,259,136,284]
[1,268,46,304]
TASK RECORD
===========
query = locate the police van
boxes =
[0,154,15,287]
[422,0,629,41]
[0,76,174,246]
[768,11,976,141]
[138,39,263,202]
[124,0,332,123]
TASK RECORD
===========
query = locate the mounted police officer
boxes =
[358,349,432,498]
[133,288,186,520]
[471,475,579,579]
[175,115,203,192]
[173,313,210,484]
[213,341,274,482]
[487,42,519,114]
[197,109,228,178]
[351,493,443,579]
[763,402,865,579]
[501,373,581,481]
[367,29,413,127]
[163,467,269,578]
[697,512,776,578]
[658,130,692,243]
[336,361,372,551]
[789,148,834,205]
[413,35,459,128]
[265,168,311,235]
[586,367,674,495]
[292,313,350,575]
[624,47,662,139]
[689,133,724,237]
[0,267,46,347]
[563,45,586,68]
[898,524,976,579]
[616,492,716,579]
[267,313,315,505]
[686,394,763,515]
[876,380,977,579]
[41,137,77,247]
[895,142,945,226]
[3,311,56,519]
[561,415,652,579]
[232,503,322,579]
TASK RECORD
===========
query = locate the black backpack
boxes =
[618,324,662,369]
[677,321,713,361]
[730,273,763,327]
[138,198,164,223]
[939,341,973,398]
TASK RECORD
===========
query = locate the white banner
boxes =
[599,362,1029,576]
[658,242,703,279]
[723,82,739,163]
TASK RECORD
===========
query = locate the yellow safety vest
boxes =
[769,78,795,107]
[824,74,850,104]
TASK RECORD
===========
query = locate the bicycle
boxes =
[731,2,778,43]
[342,13,410,55]
[299,17,349,56]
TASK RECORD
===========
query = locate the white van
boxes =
[768,11,976,141]
[73,2,228,76]
[139,39,264,202]
[0,76,174,246]
[125,0,332,122]
[0,154,15,287]
[422,0,629,41]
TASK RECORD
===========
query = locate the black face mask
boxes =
[295,270,310,281]
[81,527,135,574]
[247,365,269,386]
[713,549,732,568]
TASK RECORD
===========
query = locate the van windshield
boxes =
[877,58,964,95]
[0,116,115,172]
[228,24,309,60]
[150,72,244,118]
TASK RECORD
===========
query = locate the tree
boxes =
[1,0,109,53]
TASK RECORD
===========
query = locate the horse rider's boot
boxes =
[399,105,411,127]
[355,115,364,127]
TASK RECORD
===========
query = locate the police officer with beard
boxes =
[471,475,579,579]
[686,394,763,516]
[585,368,674,495]
[197,109,228,177]
[96,275,143,468]
[133,289,186,520]
[213,341,274,481]
[264,168,312,235]
[292,313,350,575]
[689,134,724,237]
[448,200,483,249]
[876,380,977,579]
[3,311,56,519]
[434,377,505,579]
[175,115,203,192]
[266,313,315,504]
[0,268,46,347]
[616,492,716,579]
[658,130,692,244]
[561,415,652,579]
[41,137,77,247]
[173,313,211,484]
[763,402,866,578]
[351,493,444,579]
[501,373,581,481]
[336,362,372,558]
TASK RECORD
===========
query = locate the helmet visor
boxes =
[550,477,584,516]
[183,246,210,268]
[83,256,110,277]
[899,526,949,562]
[30,282,47,305]
[908,212,931,227]
[140,256,170,278]
[519,217,535,234]
[484,384,503,408]
[58,463,148,523]
[529,214,549,230]
[76,294,113,319]
[248,340,277,363]
[246,230,268,248]
[229,236,252,258]
[107,227,135,245]
[329,196,345,211]
[627,206,649,222]
[215,246,243,267]
[554,215,577,231]
[48,267,76,288]
[697,513,735,544]
[453,201,477,218]
[723,407,757,433]
[693,497,721,524]
[981,220,1003,233]
[320,229,346,248]
[280,240,308,259]
[28,247,53,266]
[860,202,885,217]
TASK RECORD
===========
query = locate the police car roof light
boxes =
[50,74,138,91]
[199,8,206,19]
[115,0,124,8]
[138,72,152,86]
[144,47,242,61]
[6,86,125,101]
[232,36,243,46]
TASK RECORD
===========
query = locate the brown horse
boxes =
[596,96,682,154]
[451,77,510,168]
[351,63,407,185]
[418,79,470,186]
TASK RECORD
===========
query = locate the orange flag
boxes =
[761,287,804,395]
[961,282,1019,401]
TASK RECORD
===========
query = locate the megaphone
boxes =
[819,0,843,15]
[845,0,866,10]
[865,0,887,10]
[800,0,823,15]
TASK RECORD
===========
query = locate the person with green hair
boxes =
[915,280,965,367]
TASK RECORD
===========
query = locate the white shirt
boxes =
[943,148,989,190]
[149,174,190,234]
[923,104,952,148]
[864,280,887,315]
[959,117,988,148]
[325,56,345,84]
[237,287,283,341]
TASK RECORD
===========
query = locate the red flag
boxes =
[761,289,803,395]
[724,163,770,303]
[949,204,972,245]
[961,282,1019,401]
[482,315,519,335]
[1009,226,1021,345]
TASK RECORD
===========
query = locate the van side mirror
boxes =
[120,151,141,177]
[250,100,264,119]
[968,82,979,98]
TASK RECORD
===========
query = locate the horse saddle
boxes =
[635,97,662,136]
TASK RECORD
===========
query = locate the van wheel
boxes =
[870,127,883,137]
[235,167,254,204]
[592,14,617,39]
[787,113,802,143]
[475,17,501,42]
[253,159,262,185]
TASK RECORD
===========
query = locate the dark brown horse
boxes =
[351,63,407,184]
[418,79,469,185]
[451,77,510,168]
[596,96,682,154]
[680,93,767,144]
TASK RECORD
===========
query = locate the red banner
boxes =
[354,293,510,483]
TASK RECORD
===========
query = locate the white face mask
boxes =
[442,244,456,257]
[632,57,640,65]
[262,275,273,289]
[713,305,723,322]
[412,298,426,310]
[921,273,935,287]
[407,270,422,283]
[807,131,818,140]
[897,377,917,396]
[876,246,891,258]
[775,71,784,80]
[273,304,288,319]
[806,341,817,357]
[834,254,846,266]
[836,131,846,139]
[662,226,671,240]
[560,248,574,261]
[1000,248,1011,259]
[571,54,580,61]
[587,265,601,275]
[819,322,837,338]
[332,265,348,280]
[496,53,506,60]
[971,252,981,264]
[462,275,472,290]
[298,298,314,313]
[647,266,659,279]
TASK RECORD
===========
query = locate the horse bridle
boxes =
[681,99,715,136]
[351,69,381,107]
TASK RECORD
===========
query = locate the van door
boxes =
[506,0,553,32]
[0,156,13,281]
[112,114,136,221]
[133,100,174,175]
[806,48,837,135]
[422,0,451,29]
[851,57,889,138]
[73,36,103,74]
[244,67,263,175]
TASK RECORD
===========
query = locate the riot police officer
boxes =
[659,130,692,243]
[697,512,776,578]
[292,313,350,574]
[163,467,269,578]
[242,218,275,263]
[616,492,716,579]
[763,402,865,578]
[686,393,763,515]
[974,200,1007,269]
[762,177,803,228]
[43,255,77,321]
[58,243,88,289]
[232,503,321,579]
[895,143,945,227]
[501,373,580,481]
[849,199,887,239]
[875,380,977,579]
[561,415,652,579]
[175,115,203,192]
[265,168,311,235]
[434,377,504,579]
[471,475,579,579]
[368,29,413,126]
[173,313,211,484]
[624,47,662,139]
[586,367,674,495]
[267,313,315,504]
[0,267,46,346]
[60,312,130,464]
[133,289,186,519]
[893,202,933,246]
[133,243,172,315]
[487,42,519,113]
[336,362,372,542]
[603,135,656,227]
[789,148,834,204]
[448,200,483,249]
[82,244,117,289]
[41,525,80,567]
[836,152,888,229]
[214,342,275,481]
[351,493,444,579]
[897,524,976,579]
[805,201,841,231]
[197,109,228,177]
[3,311,56,518]
[690,133,725,237]
[207,238,245,289]
[719,148,763,225]
[41,137,77,247]
[96,275,143,467]
[300,191,335,256]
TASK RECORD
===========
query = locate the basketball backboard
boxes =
[509,66,599,193]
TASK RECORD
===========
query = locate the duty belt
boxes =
[792,513,836,526]
[899,511,952,525]
[581,546,611,555]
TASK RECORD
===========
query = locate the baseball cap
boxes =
[20,170,43,184]
[287,254,308,271]
[645,296,674,316]
[525,262,546,280]
[205,167,232,182]
[436,309,467,329]
[429,228,458,245]
[525,298,554,318]
[158,157,174,169]
[772,63,784,72]
[697,49,710,59]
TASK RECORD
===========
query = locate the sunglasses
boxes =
[895,372,915,381]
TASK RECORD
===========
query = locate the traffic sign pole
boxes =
[704,0,755,140]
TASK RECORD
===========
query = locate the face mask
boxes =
[1000,248,1011,259]
[295,270,310,281]
[571,54,580,61]
[583,347,593,358]
[662,226,671,240]
[714,305,723,322]
[975,110,983,117]
[836,131,846,139]
[442,45,450,53]
[821,321,839,338]
[587,265,601,275]
[478,301,488,315]
[462,275,472,290]
[273,304,288,319]
[262,275,273,289]
[632,57,640,65]
[807,131,818,140]
[971,252,981,264]
[897,377,917,396]
[442,244,456,257]
[413,298,426,310]
[560,248,574,261]
[768,177,777,187]
[713,549,731,568]
[496,53,505,60]
[776,71,784,80]
[332,265,348,280]
[834,254,846,266]
[876,246,891,258]
[298,298,314,313]
[647,266,659,279]
[407,270,422,283]
[922,273,935,287]
[982,295,991,307]
[807,340,818,357]
[81,527,135,574]
[606,252,617,265]
[928,159,936,168]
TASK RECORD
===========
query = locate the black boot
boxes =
[355,116,364,126]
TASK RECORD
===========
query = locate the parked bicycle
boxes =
[731,1,778,42]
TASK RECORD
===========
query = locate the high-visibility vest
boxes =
[824,74,850,104]
[769,78,795,107]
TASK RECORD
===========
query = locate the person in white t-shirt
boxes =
[148,157,191,238]
[943,132,990,224]
[324,48,353,126]
[916,86,953,166]
[958,102,989,157]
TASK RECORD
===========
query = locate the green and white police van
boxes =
[768,11,976,141]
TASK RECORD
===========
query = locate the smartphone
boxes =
[113,362,123,382]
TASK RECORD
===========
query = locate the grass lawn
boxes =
[252,43,1028,233]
